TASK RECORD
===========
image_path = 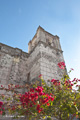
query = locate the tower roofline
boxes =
[28,26,59,45]
[37,25,59,39]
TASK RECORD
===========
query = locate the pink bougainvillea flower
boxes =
[51,79,55,82]
[71,83,73,86]
[35,86,44,93]
[71,68,74,70]
[0,111,3,115]
[36,104,43,113]
[76,85,78,87]
[1,85,3,87]
[38,74,42,78]
[47,103,50,106]
[0,101,3,107]
[38,108,43,113]
[30,88,34,92]
[64,80,73,89]
[36,104,40,110]
[58,62,65,69]
[72,78,80,82]
[50,97,54,101]
[72,78,76,82]
[51,79,60,86]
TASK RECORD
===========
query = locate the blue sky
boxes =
[0,0,80,80]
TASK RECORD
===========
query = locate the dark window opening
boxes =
[56,52,59,55]
[48,41,51,45]
[46,39,52,45]
[27,72,30,82]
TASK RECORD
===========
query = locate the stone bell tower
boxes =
[27,26,65,83]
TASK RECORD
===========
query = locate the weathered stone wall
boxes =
[0,43,28,87]
[27,44,41,82]
[39,42,64,82]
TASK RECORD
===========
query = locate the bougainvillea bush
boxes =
[0,62,80,120]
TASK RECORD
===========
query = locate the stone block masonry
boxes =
[0,43,28,86]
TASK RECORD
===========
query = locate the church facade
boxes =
[0,26,65,87]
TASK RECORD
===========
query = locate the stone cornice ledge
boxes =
[0,43,29,58]
[29,41,63,55]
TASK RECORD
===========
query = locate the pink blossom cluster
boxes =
[58,62,65,69]
[20,86,54,113]
[51,79,60,86]
[0,101,4,115]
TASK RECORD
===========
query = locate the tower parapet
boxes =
[28,26,62,53]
